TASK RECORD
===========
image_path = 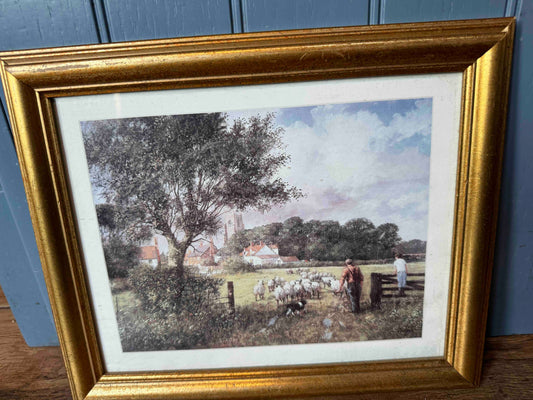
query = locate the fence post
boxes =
[227,281,235,316]
[370,273,382,309]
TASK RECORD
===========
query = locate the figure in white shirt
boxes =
[393,253,408,296]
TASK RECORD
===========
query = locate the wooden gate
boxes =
[370,273,425,308]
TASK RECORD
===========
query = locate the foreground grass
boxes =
[112,262,425,351]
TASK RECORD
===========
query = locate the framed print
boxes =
[0,18,515,399]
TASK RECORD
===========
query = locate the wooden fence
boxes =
[370,273,425,309]
[214,281,236,315]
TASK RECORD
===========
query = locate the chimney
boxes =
[209,238,215,256]
[154,237,161,264]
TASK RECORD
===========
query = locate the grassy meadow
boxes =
[111,261,425,351]
[228,262,426,309]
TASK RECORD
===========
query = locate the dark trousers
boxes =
[346,282,362,313]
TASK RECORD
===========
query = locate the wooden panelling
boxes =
[0,0,99,50]
[0,0,106,347]
[0,190,58,346]
[381,0,509,24]
[488,0,533,336]
[102,0,233,41]
[241,0,369,32]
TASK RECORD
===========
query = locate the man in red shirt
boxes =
[336,259,364,313]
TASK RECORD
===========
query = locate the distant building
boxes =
[184,240,218,266]
[241,241,299,266]
[223,212,244,244]
[138,237,161,268]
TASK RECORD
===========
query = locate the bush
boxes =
[118,304,234,351]
[221,256,256,274]
[104,237,140,278]
[127,265,223,318]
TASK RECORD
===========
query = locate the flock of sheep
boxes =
[253,268,340,306]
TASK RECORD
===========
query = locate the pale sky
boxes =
[225,98,432,242]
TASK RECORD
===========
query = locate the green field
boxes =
[112,262,425,351]
[224,262,426,309]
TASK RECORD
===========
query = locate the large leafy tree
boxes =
[342,218,376,260]
[83,112,301,276]
[95,203,149,278]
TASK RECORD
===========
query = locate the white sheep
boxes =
[301,279,313,298]
[274,285,287,305]
[311,281,321,299]
[293,282,304,300]
[283,282,296,301]
[330,280,341,294]
[253,280,266,301]
[267,279,275,292]
[321,276,333,287]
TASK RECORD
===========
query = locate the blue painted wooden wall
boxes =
[0,0,530,346]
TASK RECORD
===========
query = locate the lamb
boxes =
[267,279,275,292]
[253,280,266,301]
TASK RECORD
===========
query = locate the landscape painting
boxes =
[81,97,431,352]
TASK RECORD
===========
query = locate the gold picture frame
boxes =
[0,17,514,399]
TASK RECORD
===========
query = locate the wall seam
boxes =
[90,0,112,43]
[368,0,381,25]
[229,0,244,33]
[240,0,249,33]
[379,0,386,25]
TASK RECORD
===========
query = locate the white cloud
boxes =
[237,100,432,240]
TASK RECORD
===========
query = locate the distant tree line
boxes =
[224,216,425,262]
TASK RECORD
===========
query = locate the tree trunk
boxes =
[167,239,178,268]
[165,235,192,277]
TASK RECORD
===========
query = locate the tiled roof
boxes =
[186,241,218,258]
[280,256,299,262]
[242,242,277,256]
[139,246,159,260]
[256,255,280,260]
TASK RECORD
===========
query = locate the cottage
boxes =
[241,241,299,266]
[184,240,218,266]
[138,238,161,268]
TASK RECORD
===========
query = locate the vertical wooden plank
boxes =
[241,0,369,32]
[0,100,59,346]
[381,0,508,24]
[0,189,59,346]
[0,0,100,49]
[102,0,233,41]
[0,0,103,347]
[488,1,533,336]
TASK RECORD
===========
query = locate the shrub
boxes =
[127,265,224,318]
[221,256,256,274]
[104,237,140,278]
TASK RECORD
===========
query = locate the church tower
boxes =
[223,212,244,244]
